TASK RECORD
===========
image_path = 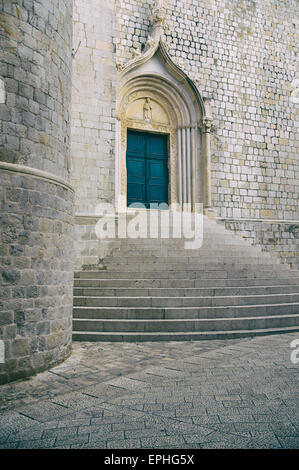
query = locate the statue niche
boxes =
[143,97,152,123]
[126,97,169,126]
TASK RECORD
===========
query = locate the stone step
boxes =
[103,256,277,265]
[73,313,299,333]
[74,276,299,287]
[72,326,299,342]
[73,293,299,308]
[107,247,268,256]
[73,284,299,297]
[104,262,292,271]
[105,231,253,241]
[73,302,299,320]
[106,238,254,248]
[73,214,299,342]
[75,268,296,279]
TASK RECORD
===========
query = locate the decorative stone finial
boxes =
[151,0,166,40]
[117,0,168,73]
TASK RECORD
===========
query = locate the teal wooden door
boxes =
[126,130,168,208]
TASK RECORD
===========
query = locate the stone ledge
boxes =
[0,162,74,193]
[217,217,299,224]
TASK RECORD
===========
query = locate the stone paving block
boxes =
[222,400,254,409]
[127,371,177,386]
[107,438,141,449]
[54,434,90,447]
[57,417,91,428]
[252,413,283,423]
[125,428,167,440]
[270,422,299,437]
[183,428,221,444]
[197,430,251,445]
[140,435,186,449]
[0,411,43,434]
[52,392,105,411]
[0,441,19,449]
[17,402,74,423]
[70,440,106,449]
[218,413,256,424]
[82,383,128,400]
[144,366,186,378]
[42,426,78,440]
[191,415,221,426]
[90,415,123,425]
[246,436,283,449]
[201,439,250,449]
[112,420,146,432]
[277,437,299,449]
[17,438,56,449]
[234,422,273,433]
[6,428,44,442]
[78,424,112,435]
[107,377,151,391]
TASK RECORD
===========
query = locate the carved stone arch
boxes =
[115,40,213,213]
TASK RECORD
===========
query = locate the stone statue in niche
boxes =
[143,97,152,123]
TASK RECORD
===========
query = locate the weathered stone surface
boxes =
[0,0,74,384]
[0,334,298,448]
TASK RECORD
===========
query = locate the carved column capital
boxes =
[200,117,213,133]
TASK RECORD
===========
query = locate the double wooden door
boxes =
[126,130,168,208]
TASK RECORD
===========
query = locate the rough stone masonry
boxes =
[0,1,74,384]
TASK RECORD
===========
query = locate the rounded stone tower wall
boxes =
[0,0,74,384]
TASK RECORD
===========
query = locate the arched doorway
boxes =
[115,40,213,214]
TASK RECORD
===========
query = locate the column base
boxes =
[203,207,216,219]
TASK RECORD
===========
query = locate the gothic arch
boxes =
[115,40,213,212]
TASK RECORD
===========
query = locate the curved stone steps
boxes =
[73,302,299,319]
[73,313,299,336]
[74,277,299,288]
[72,326,299,342]
[73,215,299,341]
[73,293,299,308]
[73,284,299,297]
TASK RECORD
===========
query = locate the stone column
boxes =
[0,1,74,384]
[201,116,213,216]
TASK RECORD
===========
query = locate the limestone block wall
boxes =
[71,0,117,270]
[0,0,74,384]
[220,219,299,270]
[115,0,298,221]
[71,0,116,214]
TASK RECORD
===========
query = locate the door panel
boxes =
[146,159,168,204]
[148,133,168,157]
[126,131,145,155]
[126,130,168,208]
[126,156,146,205]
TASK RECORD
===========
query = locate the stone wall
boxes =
[0,0,72,179]
[220,218,299,270]
[0,0,74,384]
[0,169,73,384]
[115,0,298,221]
[71,0,116,214]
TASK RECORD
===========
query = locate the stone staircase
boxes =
[73,214,299,341]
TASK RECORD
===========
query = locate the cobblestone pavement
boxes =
[0,333,298,449]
